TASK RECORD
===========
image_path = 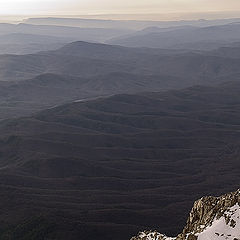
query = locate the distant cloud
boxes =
[0,0,240,17]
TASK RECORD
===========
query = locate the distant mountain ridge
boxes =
[0,23,132,43]
[108,22,240,50]
[1,40,240,82]
[1,40,240,119]
[24,17,240,30]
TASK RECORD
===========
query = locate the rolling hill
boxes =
[1,41,240,83]
[0,82,240,239]
[0,41,240,120]
[0,72,184,120]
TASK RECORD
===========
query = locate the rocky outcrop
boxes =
[131,189,240,240]
[130,231,171,240]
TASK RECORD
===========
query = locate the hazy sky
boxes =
[1,0,240,16]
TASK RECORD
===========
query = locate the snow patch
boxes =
[197,204,240,240]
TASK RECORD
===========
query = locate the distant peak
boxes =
[60,41,108,49]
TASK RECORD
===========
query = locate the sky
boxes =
[0,0,240,17]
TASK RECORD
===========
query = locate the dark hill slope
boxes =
[0,52,134,81]
[0,33,69,55]
[0,72,184,120]
[1,41,240,83]
[0,82,240,239]
[54,41,186,59]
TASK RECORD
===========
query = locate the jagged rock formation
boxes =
[130,231,174,240]
[131,190,240,240]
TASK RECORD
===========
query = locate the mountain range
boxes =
[0,81,240,239]
[0,18,240,240]
[2,20,240,55]
[1,40,240,121]
[0,23,132,54]
[1,40,240,120]
[108,22,240,50]
[24,17,240,29]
